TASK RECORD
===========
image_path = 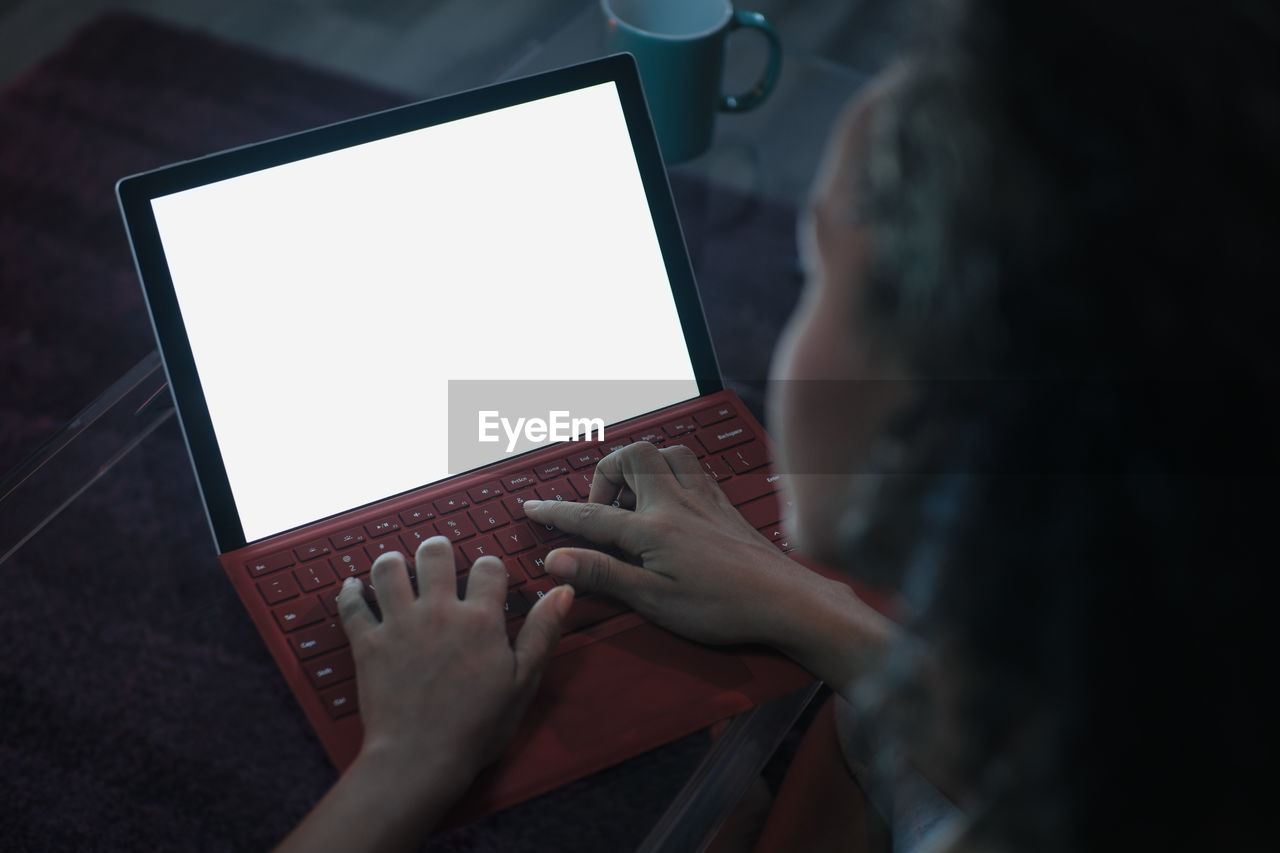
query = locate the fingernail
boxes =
[523,499,543,510]
[547,549,577,580]
[555,584,575,618]
[342,576,360,591]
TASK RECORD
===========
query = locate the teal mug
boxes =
[602,0,782,163]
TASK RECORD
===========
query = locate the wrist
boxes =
[760,568,900,691]
[275,738,473,853]
[354,735,477,811]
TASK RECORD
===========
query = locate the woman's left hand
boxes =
[276,536,572,853]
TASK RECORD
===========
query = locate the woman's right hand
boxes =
[522,442,898,677]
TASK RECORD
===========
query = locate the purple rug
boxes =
[0,14,805,850]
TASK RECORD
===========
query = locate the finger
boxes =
[414,536,458,603]
[545,546,666,600]
[585,463,624,506]
[369,551,414,621]
[513,584,573,689]
[463,555,508,608]
[337,576,378,644]
[523,498,638,553]
[658,443,707,490]
[587,441,681,507]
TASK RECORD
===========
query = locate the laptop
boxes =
[117,53,824,822]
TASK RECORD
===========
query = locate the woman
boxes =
[280,0,1278,849]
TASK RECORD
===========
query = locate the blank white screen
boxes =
[151,82,698,542]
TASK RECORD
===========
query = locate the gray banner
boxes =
[446,379,699,475]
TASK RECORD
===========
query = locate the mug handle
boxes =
[719,10,782,113]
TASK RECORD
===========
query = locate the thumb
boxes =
[513,584,574,687]
[546,547,651,601]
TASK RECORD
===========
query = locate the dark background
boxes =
[0,3,918,850]
[0,0,920,95]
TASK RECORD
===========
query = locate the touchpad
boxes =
[528,624,754,747]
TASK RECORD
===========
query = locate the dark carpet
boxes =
[0,14,805,851]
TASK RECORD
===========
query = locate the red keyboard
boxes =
[240,397,795,721]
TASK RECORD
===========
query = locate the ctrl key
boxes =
[319,680,359,719]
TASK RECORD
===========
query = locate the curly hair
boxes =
[843,1,1280,848]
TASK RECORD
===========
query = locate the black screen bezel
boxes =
[117,53,722,552]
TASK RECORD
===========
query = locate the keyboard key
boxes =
[400,503,437,527]
[468,503,510,531]
[437,515,477,542]
[272,596,326,632]
[758,524,786,544]
[365,517,401,538]
[304,648,355,689]
[294,540,332,562]
[504,590,531,620]
[532,521,568,544]
[320,680,359,718]
[399,526,437,554]
[520,551,551,579]
[519,578,558,606]
[702,456,732,481]
[332,550,371,578]
[295,559,338,591]
[737,495,783,529]
[629,429,665,445]
[483,563,538,592]
[566,447,602,469]
[364,540,403,562]
[502,491,534,520]
[499,522,537,555]
[696,418,754,453]
[567,471,592,499]
[536,460,571,480]
[693,402,735,426]
[322,577,390,616]
[460,535,501,565]
[759,524,796,553]
[289,620,347,660]
[319,586,349,617]
[434,493,469,515]
[330,526,366,550]
[721,471,779,506]
[467,481,505,503]
[535,479,575,502]
[665,435,706,458]
[502,471,537,491]
[258,573,300,605]
[724,443,769,473]
[598,439,630,456]
[663,417,698,436]
[245,551,294,579]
